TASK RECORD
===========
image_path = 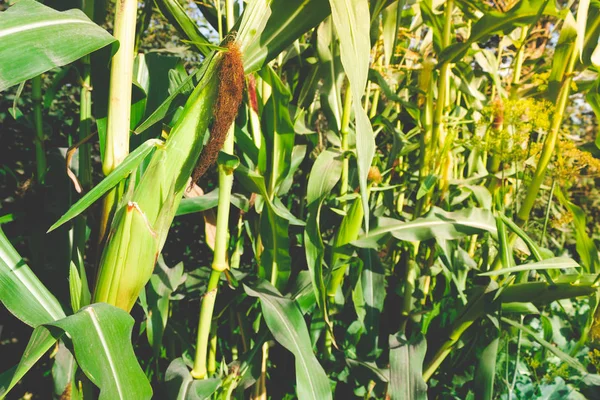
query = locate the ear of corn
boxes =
[94,55,221,310]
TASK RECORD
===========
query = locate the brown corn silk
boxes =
[191,41,245,182]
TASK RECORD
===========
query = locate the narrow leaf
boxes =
[0,228,66,326]
[49,138,163,232]
[354,207,497,248]
[244,280,332,400]
[479,257,580,276]
[389,332,427,400]
[328,0,374,231]
[474,335,499,400]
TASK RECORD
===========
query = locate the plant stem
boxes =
[516,47,577,226]
[339,83,352,207]
[208,323,218,376]
[541,179,556,246]
[191,269,221,379]
[103,0,137,175]
[511,27,528,88]
[98,0,137,246]
[191,124,235,379]
[431,0,453,199]
[73,53,93,268]
[192,1,237,378]
[31,76,46,184]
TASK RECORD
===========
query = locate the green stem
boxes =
[31,76,46,184]
[192,1,237,378]
[103,0,137,175]
[73,54,93,269]
[208,323,218,376]
[98,0,137,248]
[541,179,556,246]
[511,27,528,88]
[339,84,352,206]
[430,0,453,196]
[516,47,577,226]
[191,269,221,379]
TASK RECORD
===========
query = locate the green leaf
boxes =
[50,303,153,399]
[316,18,344,131]
[499,276,597,305]
[165,358,221,400]
[474,335,499,400]
[501,302,540,314]
[354,207,497,248]
[0,0,116,91]
[420,0,444,54]
[498,213,547,262]
[479,257,580,276]
[155,0,211,57]
[235,165,304,225]
[48,138,163,232]
[556,188,599,273]
[328,0,374,231]
[501,317,588,374]
[2,304,152,399]
[51,341,78,399]
[439,0,557,64]
[144,257,186,352]
[548,11,577,98]
[0,328,59,397]
[240,0,331,73]
[217,151,240,174]
[134,63,211,135]
[176,190,249,216]
[586,77,600,148]
[305,150,343,313]
[328,197,364,296]
[416,174,437,200]
[388,332,427,400]
[69,261,91,312]
[357,249,386,359]
[0,227,66,326]
[382,1,405,66]
[244,280,332,400]
[259,66,296,195]
[260,208,291,290]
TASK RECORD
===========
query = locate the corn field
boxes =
[2,0,600,398]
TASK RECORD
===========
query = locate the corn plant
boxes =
[2,0,600,399]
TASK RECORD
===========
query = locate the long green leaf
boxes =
[556,188,599,273]
[48,138,163,232]
[439,0,558,64]
[305,150,343,313]
[473,335,499,400]
[165,358,221,400]
[49,303,153,399]
[244,280,332,400]
[388,332,427,400]
[328,0,375,231]
[1,304,151,399]
[0,328,58,397]
[358,249,386,359]
[0,0,116,91]
[479,257,580,276]
[0,228,66,326]
[501,317,588,374]
[241,0,330,73]
[354,207,497,248]
[155,0,211,57]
